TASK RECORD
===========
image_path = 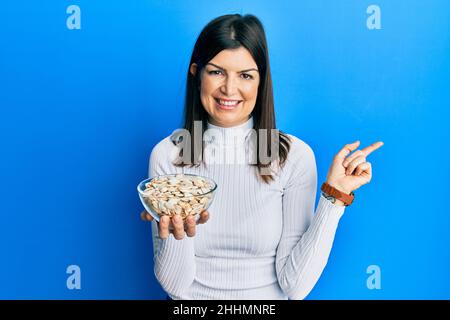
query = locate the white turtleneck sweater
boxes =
[149,117,345,300]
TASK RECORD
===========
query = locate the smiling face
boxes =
[190,47,260,127]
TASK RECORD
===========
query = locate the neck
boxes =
[206,116,254,146]
[207,116,251,128]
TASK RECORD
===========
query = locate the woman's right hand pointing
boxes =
[141,210,210,240]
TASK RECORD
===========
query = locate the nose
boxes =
[220,75,239,96]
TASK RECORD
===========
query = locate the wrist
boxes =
[333,199,346,206]
[325,181,352,195]
[321,182,355,207]
[321,192,346,206]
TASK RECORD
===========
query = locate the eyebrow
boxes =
[206,63,259,73]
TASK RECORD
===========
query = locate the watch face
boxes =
[322,192,336,203]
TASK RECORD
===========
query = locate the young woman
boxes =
[141,14,383,300]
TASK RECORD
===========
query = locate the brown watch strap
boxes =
[321,182,355,206]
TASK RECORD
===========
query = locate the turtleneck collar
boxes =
[205,116,254,146]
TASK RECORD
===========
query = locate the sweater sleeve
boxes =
[149,138,196,297]
[275,137,346,300]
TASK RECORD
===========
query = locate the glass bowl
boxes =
[137,173,217,222]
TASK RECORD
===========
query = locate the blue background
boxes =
[1,0,449,299]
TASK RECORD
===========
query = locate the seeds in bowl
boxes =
[141,174,215,219]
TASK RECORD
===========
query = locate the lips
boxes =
[214,98,242,110]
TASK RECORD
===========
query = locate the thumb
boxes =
[140,210,154,222]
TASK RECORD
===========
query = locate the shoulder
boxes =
[278,133,317,184]
[284,134,316,165]
[150,134,180,165]
[148,133,183,176]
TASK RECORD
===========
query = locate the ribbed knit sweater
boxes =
[149,116,345,300]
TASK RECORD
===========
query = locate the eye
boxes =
[241,73,254,80]
[208,70,223,76]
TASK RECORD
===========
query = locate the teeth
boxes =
[217,99,240,106]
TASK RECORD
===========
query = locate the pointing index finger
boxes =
[361,141,384,156]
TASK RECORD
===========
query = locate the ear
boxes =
[190,63,198,76]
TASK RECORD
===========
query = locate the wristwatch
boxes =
[321,182,355,206]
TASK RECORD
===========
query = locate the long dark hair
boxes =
[173,13,291,183]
